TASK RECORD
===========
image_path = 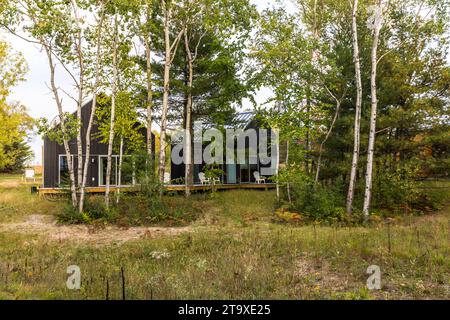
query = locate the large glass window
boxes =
[121,156,134,185]
[99,156,134,186]
[99,156,117,186]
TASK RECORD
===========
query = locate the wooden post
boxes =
[387,222,392,254]
[105,278,109,300]
[121,267,126,300]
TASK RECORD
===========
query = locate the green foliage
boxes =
[371,163,420,211]
[57,198,115,225]
[252,0,449,216]
[135,155,165,216]
[203,163,224,180]
[95,92,144,154]
[279,166,346,223]
[1,141,33,173]
[37,112,78,145]
[0,41,33,172]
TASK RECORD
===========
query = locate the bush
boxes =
[278,166,346,223]
[370,163,448,214]
[371,164,420,212]
[57,198,114,225]
[203,163,224,180]
[411,180,449,212]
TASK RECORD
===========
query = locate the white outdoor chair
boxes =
[24,169,36,182]
[253,171,266,184]
[163,172,171,184]
[198,172,211,185]
[211,177,221,185]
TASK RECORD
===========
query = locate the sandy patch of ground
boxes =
[0,180,21,188]
[0,214,192,245]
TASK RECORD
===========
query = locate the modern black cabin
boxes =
[170,112,279,184]
[43,100,154,188]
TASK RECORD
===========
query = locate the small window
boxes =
[59,155,77,186]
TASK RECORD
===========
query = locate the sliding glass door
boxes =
[99,156,117,186]
[99,156,135,186]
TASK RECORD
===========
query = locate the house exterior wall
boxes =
[170,119,276,184]
[43,100,153,188]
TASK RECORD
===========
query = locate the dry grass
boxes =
[0,174,448,300]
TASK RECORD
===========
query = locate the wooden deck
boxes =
[38,183,276,195]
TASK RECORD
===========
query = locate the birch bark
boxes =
[346,0,363,215]
[79,1,106,213]
[158,0,184,183]
[363,0,384,217]
[105,12,119,208]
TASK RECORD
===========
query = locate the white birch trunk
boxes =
[43,44,78,208]
[105,13,119,208]
[145,38,153,159]
[346,0,363,215]
[158,2,172,183]
[276,134,280,203]
[158,1,184,183]
[286,140,292,204]
[363,0,384,217]
[183,29,195,197]
[116,136,124,204]
[71,0,84,190]
[79,2,106,213]
[144,4,153,159]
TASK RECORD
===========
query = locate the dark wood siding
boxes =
[170,117,276,184]
[43,100,153,188]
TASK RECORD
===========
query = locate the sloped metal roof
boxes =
[171,111,256,144]
[228,111,255,130]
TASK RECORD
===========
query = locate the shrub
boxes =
[278,166,346,223]
[370,163,448,214]
[57,198,114,225]
[203,163,224,180]
[371,163,420,212]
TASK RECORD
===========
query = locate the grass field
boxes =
[0,174,448,299]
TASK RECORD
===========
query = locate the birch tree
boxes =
[70,0,85,190]
[136,0,157,159]
[363,0,385,217]
[79,0,107,213]
[104,10,119,208]
[346,0,363,215]
[158,0,184,183]
[314,86,346,183]
[114,92,144,204]
[182,0,206,196]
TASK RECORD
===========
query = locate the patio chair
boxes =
[23,169,36,183]
[253,171,266,184]
[163,172,171,184]
[198,172,211,185]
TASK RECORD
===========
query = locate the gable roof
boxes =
[226,111,255,130]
